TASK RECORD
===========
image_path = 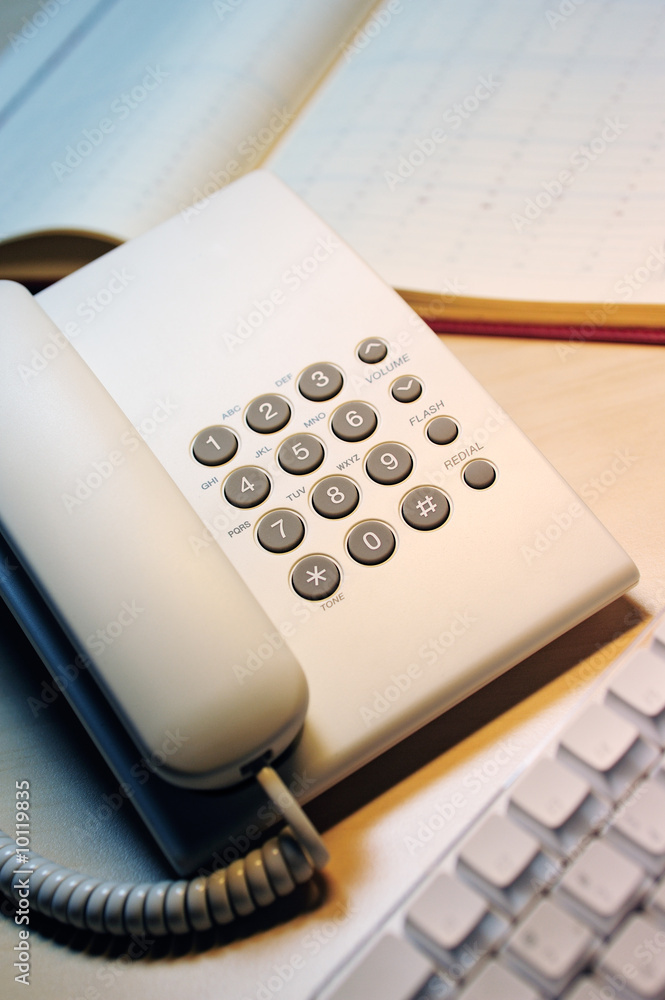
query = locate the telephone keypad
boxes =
[192,354,496,599]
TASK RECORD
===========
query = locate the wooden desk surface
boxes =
[0,332,663,1000]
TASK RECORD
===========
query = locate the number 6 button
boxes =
[331,401,377,442]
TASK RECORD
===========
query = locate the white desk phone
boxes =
[0,170,638,937]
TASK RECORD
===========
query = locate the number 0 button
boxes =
[292,555,341,601]
[257,510,305,553]
[192,425,238,466]
[246,395,291,434]
[331,401,377,442]
[347,520,396,566]
[224,467,271,508]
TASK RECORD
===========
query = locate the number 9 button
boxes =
[365,443,413,485]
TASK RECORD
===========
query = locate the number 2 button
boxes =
[246,395,291,433]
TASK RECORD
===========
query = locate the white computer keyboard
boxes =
[318,609,665,1000]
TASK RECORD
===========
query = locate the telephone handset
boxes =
[0,171,638,933]
[0,279,309,790]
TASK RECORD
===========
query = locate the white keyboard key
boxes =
[610,778,665,876]
[457,815,553,915]
[557,839,647,936]
[598,914,665,999]
[607,648,665,745]
[647,878,665,923]
[323,934,440,1000]
[562,977,612,1000]
[406,873,507,976]
[558,703,658,799]
[457,961,542,1000]
[508,756,606,854]
[505,899,597,995]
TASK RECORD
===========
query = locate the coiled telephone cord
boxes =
[0,766,328,936]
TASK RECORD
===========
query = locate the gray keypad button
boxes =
[223,466,271,508]
[311,476,359,519]
[192,425,238,466]
[277,434,325,475]
[298,363,344,402]
[357,338,388,364]
[347,520,396,566]
[245,394,291,434]
[291,554,340,601]
[427,416,459,445]
[463,459,496,489]
[391,376,423,403]
[331,401,378,442]
[402,487,450,530]
[366,442,413,485]
[256,509,305,553]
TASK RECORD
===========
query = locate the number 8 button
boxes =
[331,401,377,442]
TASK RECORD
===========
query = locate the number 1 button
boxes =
[192,425,238,466]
